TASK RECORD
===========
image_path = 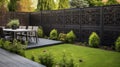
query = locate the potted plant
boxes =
[7,19,20,29]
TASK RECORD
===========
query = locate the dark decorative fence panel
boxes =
[30,5,120,46]
[0,12,29,26]
[0,5,120,46]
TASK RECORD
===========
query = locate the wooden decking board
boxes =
[0,48,45,67]
[27,38,62,49]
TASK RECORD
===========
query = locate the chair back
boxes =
[28,26,33,30]
[33,26,38,31]
[0,27,4,38]
[19,26,26,29]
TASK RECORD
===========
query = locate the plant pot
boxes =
[12,25,18,29]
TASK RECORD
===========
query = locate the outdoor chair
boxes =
[28,26,38,43]
[27,26,33,30]
[0,27,5,38]
[17,26,27,40]
[0,27,11,40]
[19,26,26,29]
[0,26,5,29]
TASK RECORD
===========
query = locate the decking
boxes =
[0,48,45,67]
[27,38,62,49]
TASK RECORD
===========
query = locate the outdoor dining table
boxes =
[3,29,38,43]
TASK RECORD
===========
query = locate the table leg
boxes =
[35,31,38,43]
[13,32,16,40]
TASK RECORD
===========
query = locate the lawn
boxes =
[25,44,120,67]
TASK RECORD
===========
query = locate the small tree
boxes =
[89,32,100,47]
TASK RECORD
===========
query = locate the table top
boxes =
[3,29,35,32]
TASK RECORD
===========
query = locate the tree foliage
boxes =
[70,0,89,8]
[106,0,119,5]
[8,0,17,11]
[58,0,70,9]
[86,0,119,6]
[86,0,104,6]
[0,0,8,12]
[16,0,34,12]
[37,0,56,11]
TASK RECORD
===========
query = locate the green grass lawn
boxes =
[25,44,120,67]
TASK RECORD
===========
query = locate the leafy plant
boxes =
[10,39,27,56]
[0,38,3,47]
[38,51,54,67]
[89,32,100,47]
[37,26,44,38]
[58,33,66,42]
[49,29,58,40]
[3,40,11,51]
[7,19,20,28]
[115,36,120,52]
[66,30,76,43]
[31,54,35,61]
[59,52,76,67]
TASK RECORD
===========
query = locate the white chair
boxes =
[17,26,27,40]
[28,26,38,43]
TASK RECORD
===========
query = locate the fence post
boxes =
[79,8,82,41]
[100,7,103,45]
[29,12,31,25]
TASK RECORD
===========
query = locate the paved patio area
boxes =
[0,48,45,67]
[27,38,62,49]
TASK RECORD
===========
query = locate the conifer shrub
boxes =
[49,29,58,40]
[115,36,120,52]
[58,33,66,42]
[88,32,100,47]
[66,30,76,43]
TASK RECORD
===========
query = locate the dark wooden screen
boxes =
[0,5,120,46]
[30,5,120,46]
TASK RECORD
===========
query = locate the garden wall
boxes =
[30,5,120,46]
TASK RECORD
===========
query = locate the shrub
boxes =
[38,51,54,67]
[66,30,76,43]
[115,36,120,52]
[37,26,44,38]
[3,40,11,51]
[58,33,66,42]
[10,39,27,56]
[89,32,100,47]
[31,54,35,61]
[59,52,76,67]
[0,38,3,47]
[49,29,58,40]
